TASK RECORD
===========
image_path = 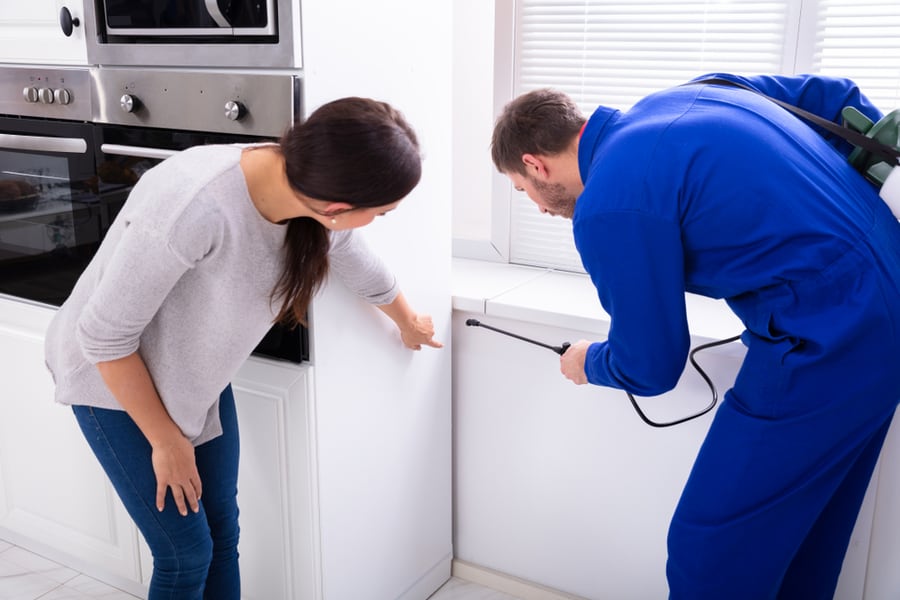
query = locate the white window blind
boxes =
[507,0,900,272]
[811,0,900,109]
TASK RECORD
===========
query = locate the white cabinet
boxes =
[0,299,142,590]
[0,0,454,594]
[0,293,451,600]
[850,416,900,599]
[0,1,88,66]
[133,357,318,599]
[232,358,319,600]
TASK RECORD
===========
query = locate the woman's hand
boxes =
[96,353,203,517]
[151,433,203,516]
[377,291,443,350]
[399,313,444,350]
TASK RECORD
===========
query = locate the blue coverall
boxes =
[574,73,900,599]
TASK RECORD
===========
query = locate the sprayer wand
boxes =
[465,319,571,355]
[465,317,740,428]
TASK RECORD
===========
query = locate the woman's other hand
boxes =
[400,313,443,350]
[377,291,443,350]
[96,352,203,516]
[151,433,203,516]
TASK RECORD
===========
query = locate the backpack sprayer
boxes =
[842,107,900,217]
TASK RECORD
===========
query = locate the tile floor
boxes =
[0,538,521,600]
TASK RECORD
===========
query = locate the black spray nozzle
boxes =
[466,318,570,355]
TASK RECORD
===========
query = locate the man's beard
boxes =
[529,176,577,219]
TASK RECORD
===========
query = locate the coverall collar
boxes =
[577,105,621,184]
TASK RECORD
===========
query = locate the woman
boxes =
[44,97,441,598]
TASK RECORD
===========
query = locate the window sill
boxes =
[452,258,745,343]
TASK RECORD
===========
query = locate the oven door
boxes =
[0,117,102,306]
[102,0,276,37]
[95,124,309,364]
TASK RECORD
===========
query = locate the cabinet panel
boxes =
[0,1,88,65]
[848,413,900,600]
[135,359,318,599]
[0,299,141,584]
[233,358,318,600]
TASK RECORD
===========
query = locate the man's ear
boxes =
[522,153,549,179]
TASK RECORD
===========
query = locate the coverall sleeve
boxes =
[695,72,884,157]
[575,210,691,396]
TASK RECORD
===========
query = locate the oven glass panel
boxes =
[0,150,87,257]
[93,124,308,363]
[92,124,265,230]
[0,116,306,363]
[0,118,101,306]
[104,0,270,29]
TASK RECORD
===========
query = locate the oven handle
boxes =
[205,0,231,27]
[100,144,181,160]
[0,133,88,154]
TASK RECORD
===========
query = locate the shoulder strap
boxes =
[692,77,900,167]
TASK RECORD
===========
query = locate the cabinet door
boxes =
[230,359,321,599]
[0,299,142,585]
[135,358,319,599]
[0,1,88,65]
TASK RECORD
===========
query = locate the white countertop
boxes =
[452,258,744,342]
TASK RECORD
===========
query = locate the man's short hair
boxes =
[491,88,587,176]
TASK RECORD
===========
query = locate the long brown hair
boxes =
[273,97,422,327]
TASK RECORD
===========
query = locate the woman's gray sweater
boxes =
[44,144,399,444]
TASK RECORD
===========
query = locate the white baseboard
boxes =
[451,559,587,600]
[399,552,453,600]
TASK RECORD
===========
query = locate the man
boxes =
[491,73,900,599]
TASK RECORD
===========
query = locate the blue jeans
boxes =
[73,386,241,600]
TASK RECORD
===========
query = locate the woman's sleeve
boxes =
[327,230,399,305]
[75,222,193,363]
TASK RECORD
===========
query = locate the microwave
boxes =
[101,0,276,38]
[83,0,301,69]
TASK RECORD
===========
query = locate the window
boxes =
[809,0,900,106]
[487,0,900,272]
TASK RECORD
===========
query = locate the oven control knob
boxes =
[120,94,140,113]
[224,100,246,121]
[22,87,39,103]
[38,87,55,104]
[54,88,72,105]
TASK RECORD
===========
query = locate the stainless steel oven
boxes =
[82,0,301,68]
[0,64,308,363]
[0,66,98,306]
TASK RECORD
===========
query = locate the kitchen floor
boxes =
[0,538,521,600]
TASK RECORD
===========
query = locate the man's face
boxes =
[508,171,578,219]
